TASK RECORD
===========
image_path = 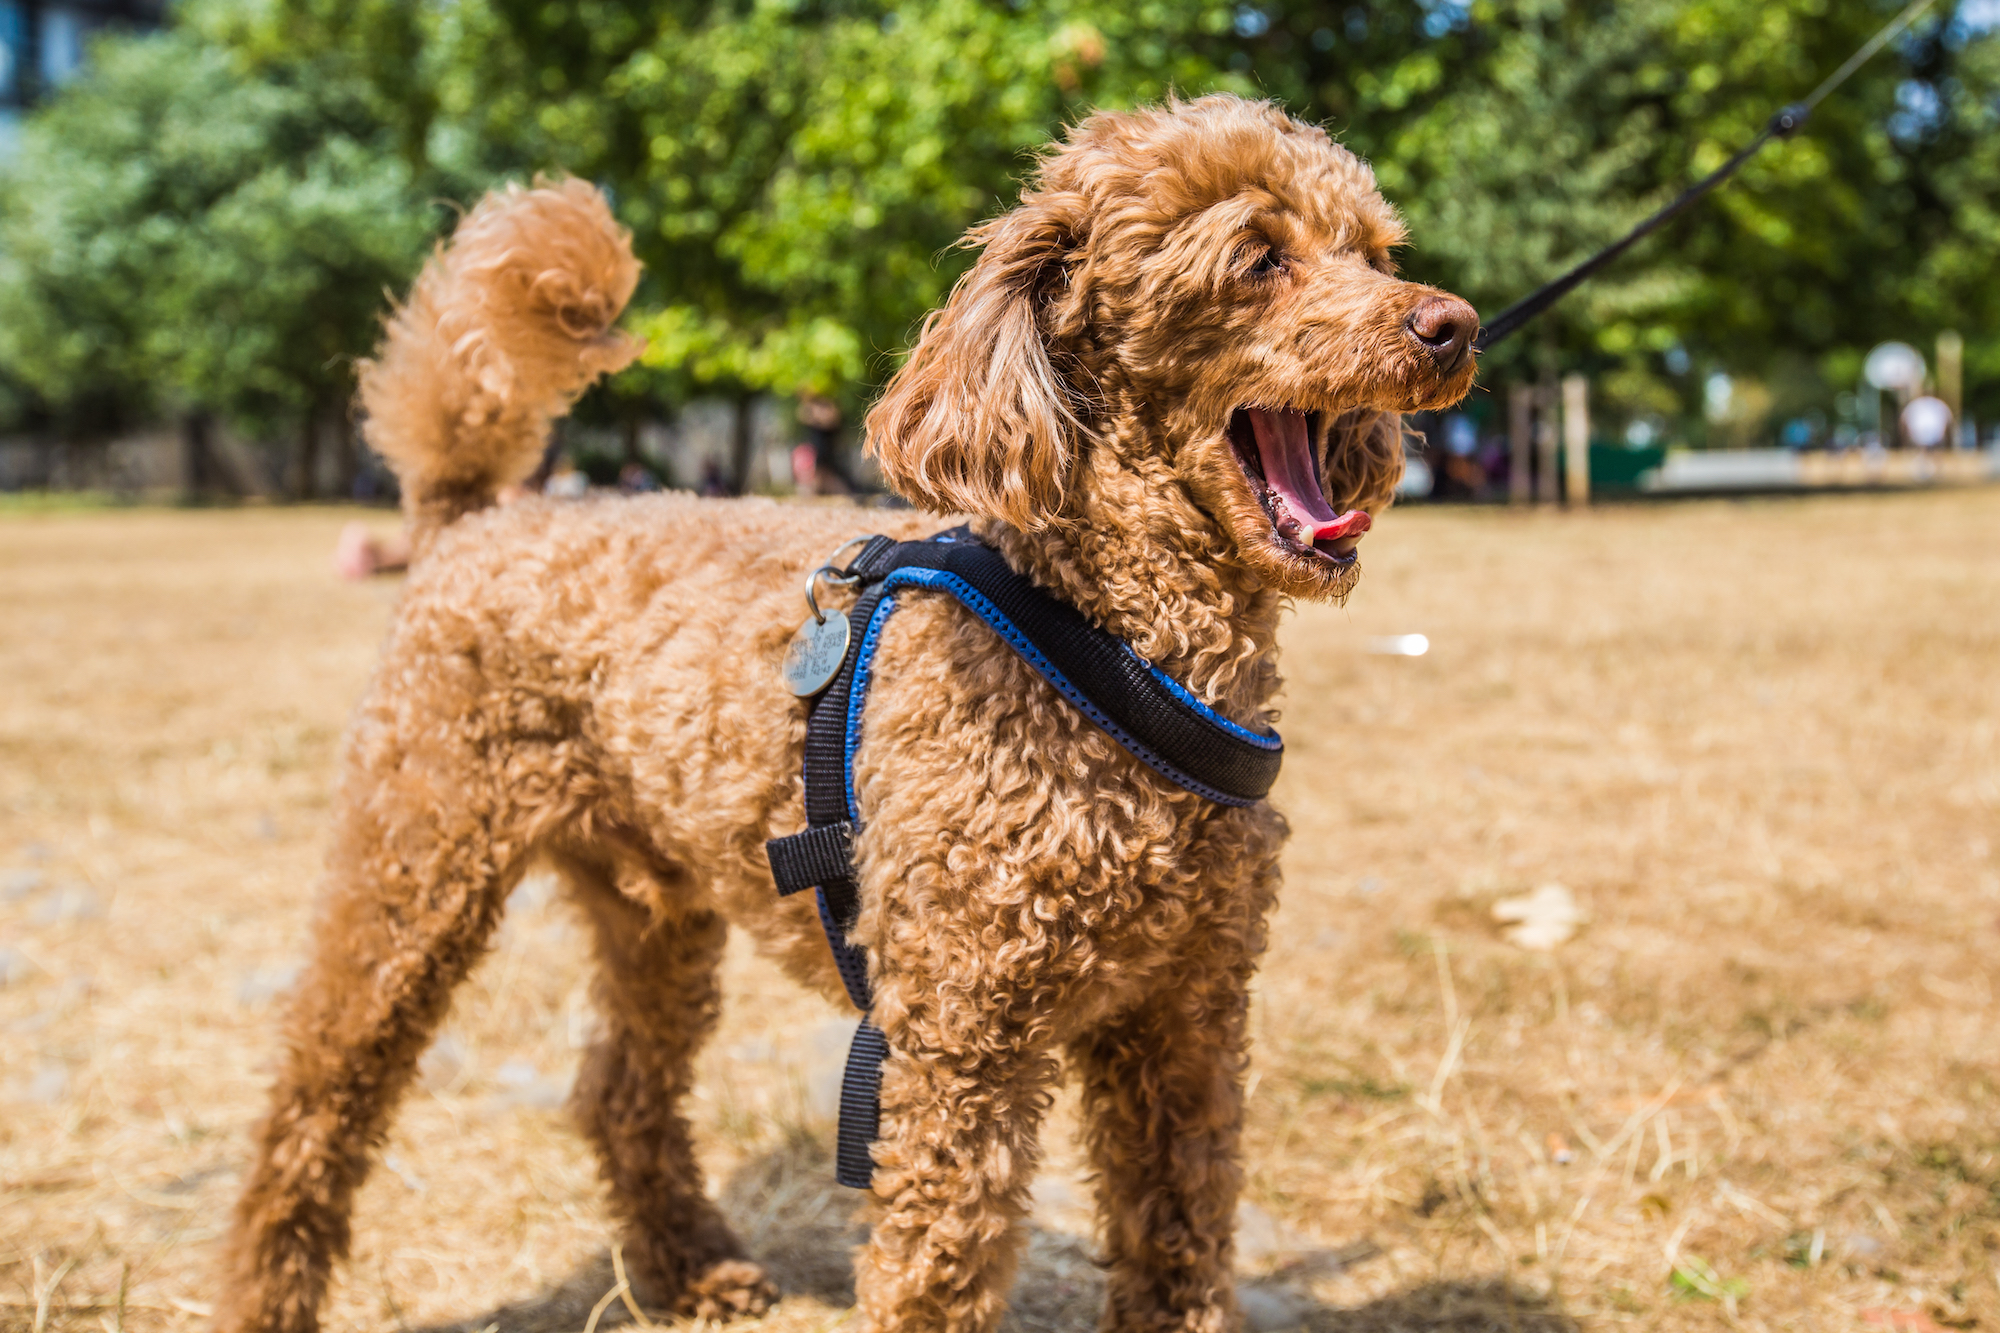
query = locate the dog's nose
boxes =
[1405,295,1477,368]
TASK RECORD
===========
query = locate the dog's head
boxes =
[866,94,1477,601]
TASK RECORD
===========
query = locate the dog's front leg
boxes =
[1070,955,1258,1333]
[853,966,1064,1333]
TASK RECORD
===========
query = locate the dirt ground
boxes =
[2,492,1996,1333]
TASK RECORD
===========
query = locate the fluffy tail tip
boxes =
[358,177,643,533]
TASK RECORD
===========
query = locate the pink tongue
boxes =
[1247,409,1372,545]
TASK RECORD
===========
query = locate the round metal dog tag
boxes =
[781,613,850,697]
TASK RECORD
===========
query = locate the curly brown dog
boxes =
[216,94,1477,1333]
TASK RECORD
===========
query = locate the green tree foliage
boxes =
[3,0,1994,459]
[229,0,1248,409]
[236,0,2000,430]
[1226,1,2000,422]
[0,27,447,483]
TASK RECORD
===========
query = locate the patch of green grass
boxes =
[1298,1073,1411,1101]
[1668,1255,1749,1302]
[1607,1288,1648,1314]
[1780,1229,1826,1268]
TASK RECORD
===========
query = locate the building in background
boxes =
[0,0,163,156]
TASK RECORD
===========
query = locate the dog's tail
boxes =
[358,178,642,539]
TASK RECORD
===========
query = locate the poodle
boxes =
[215,94,1478,1333]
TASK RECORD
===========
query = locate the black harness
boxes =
[763,526,1281,1187]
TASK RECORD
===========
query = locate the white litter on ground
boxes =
[1492,883,1589,951]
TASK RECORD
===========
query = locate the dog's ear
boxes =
[1323,409,1405,515]
[865,193,1087,529]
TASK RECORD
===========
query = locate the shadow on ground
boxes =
[416,1132,1577,1333]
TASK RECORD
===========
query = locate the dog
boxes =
[215,93,1477,1333]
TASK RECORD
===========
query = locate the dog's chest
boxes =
[849,594,1284,974]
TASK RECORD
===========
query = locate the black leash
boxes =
[764,526,1283,1186]
[1475,0,1941,353]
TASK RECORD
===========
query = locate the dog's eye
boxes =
[1250,248,1284,277]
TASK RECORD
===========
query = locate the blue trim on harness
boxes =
[843,567,1270,814]
[1126,644,1282,751]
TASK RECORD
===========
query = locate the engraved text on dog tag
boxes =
[781,613,850,697]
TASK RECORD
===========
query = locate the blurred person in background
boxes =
[617,460,662,493]
[792,389,853,495]
[1438,412,1487,498]
[543,452,588,498]
[697,457,729,497]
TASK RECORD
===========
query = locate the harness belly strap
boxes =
[764,526,1283,1188]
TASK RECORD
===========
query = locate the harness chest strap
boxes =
[764,526,1283,1188]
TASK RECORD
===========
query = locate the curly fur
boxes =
[357,178,643,538]
[216,97,1476,1333]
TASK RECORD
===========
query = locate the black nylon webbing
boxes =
[786,570,893,1187]
[798,578,888,1012]
[767,821,855,897]
[898,537,1283,802]
[836,1020,890,1187]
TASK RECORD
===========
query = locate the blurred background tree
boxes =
[208,0,1252,471]
[1222,0,2000,435]
[0,0,1994,492]
[0,24,453,493]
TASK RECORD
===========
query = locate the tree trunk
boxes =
[622,411,642,464]
[1534,374,1560,505]
[730,394,756,495]
[183,411,214,502]
[297,411,320,501]
[332,406,359,499]
[1507,384,1534,506]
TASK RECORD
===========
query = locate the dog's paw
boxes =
[675,1260,778,1321]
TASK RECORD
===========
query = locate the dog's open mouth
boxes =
[1228,408,1372,562]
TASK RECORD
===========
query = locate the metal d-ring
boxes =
[802,535,878,625]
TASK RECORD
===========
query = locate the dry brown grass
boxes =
[2,493,1996,1333]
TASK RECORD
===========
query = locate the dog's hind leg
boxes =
[1070,962,1256,1333]
[559,844,777,1319]
[214,706,542,1333]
